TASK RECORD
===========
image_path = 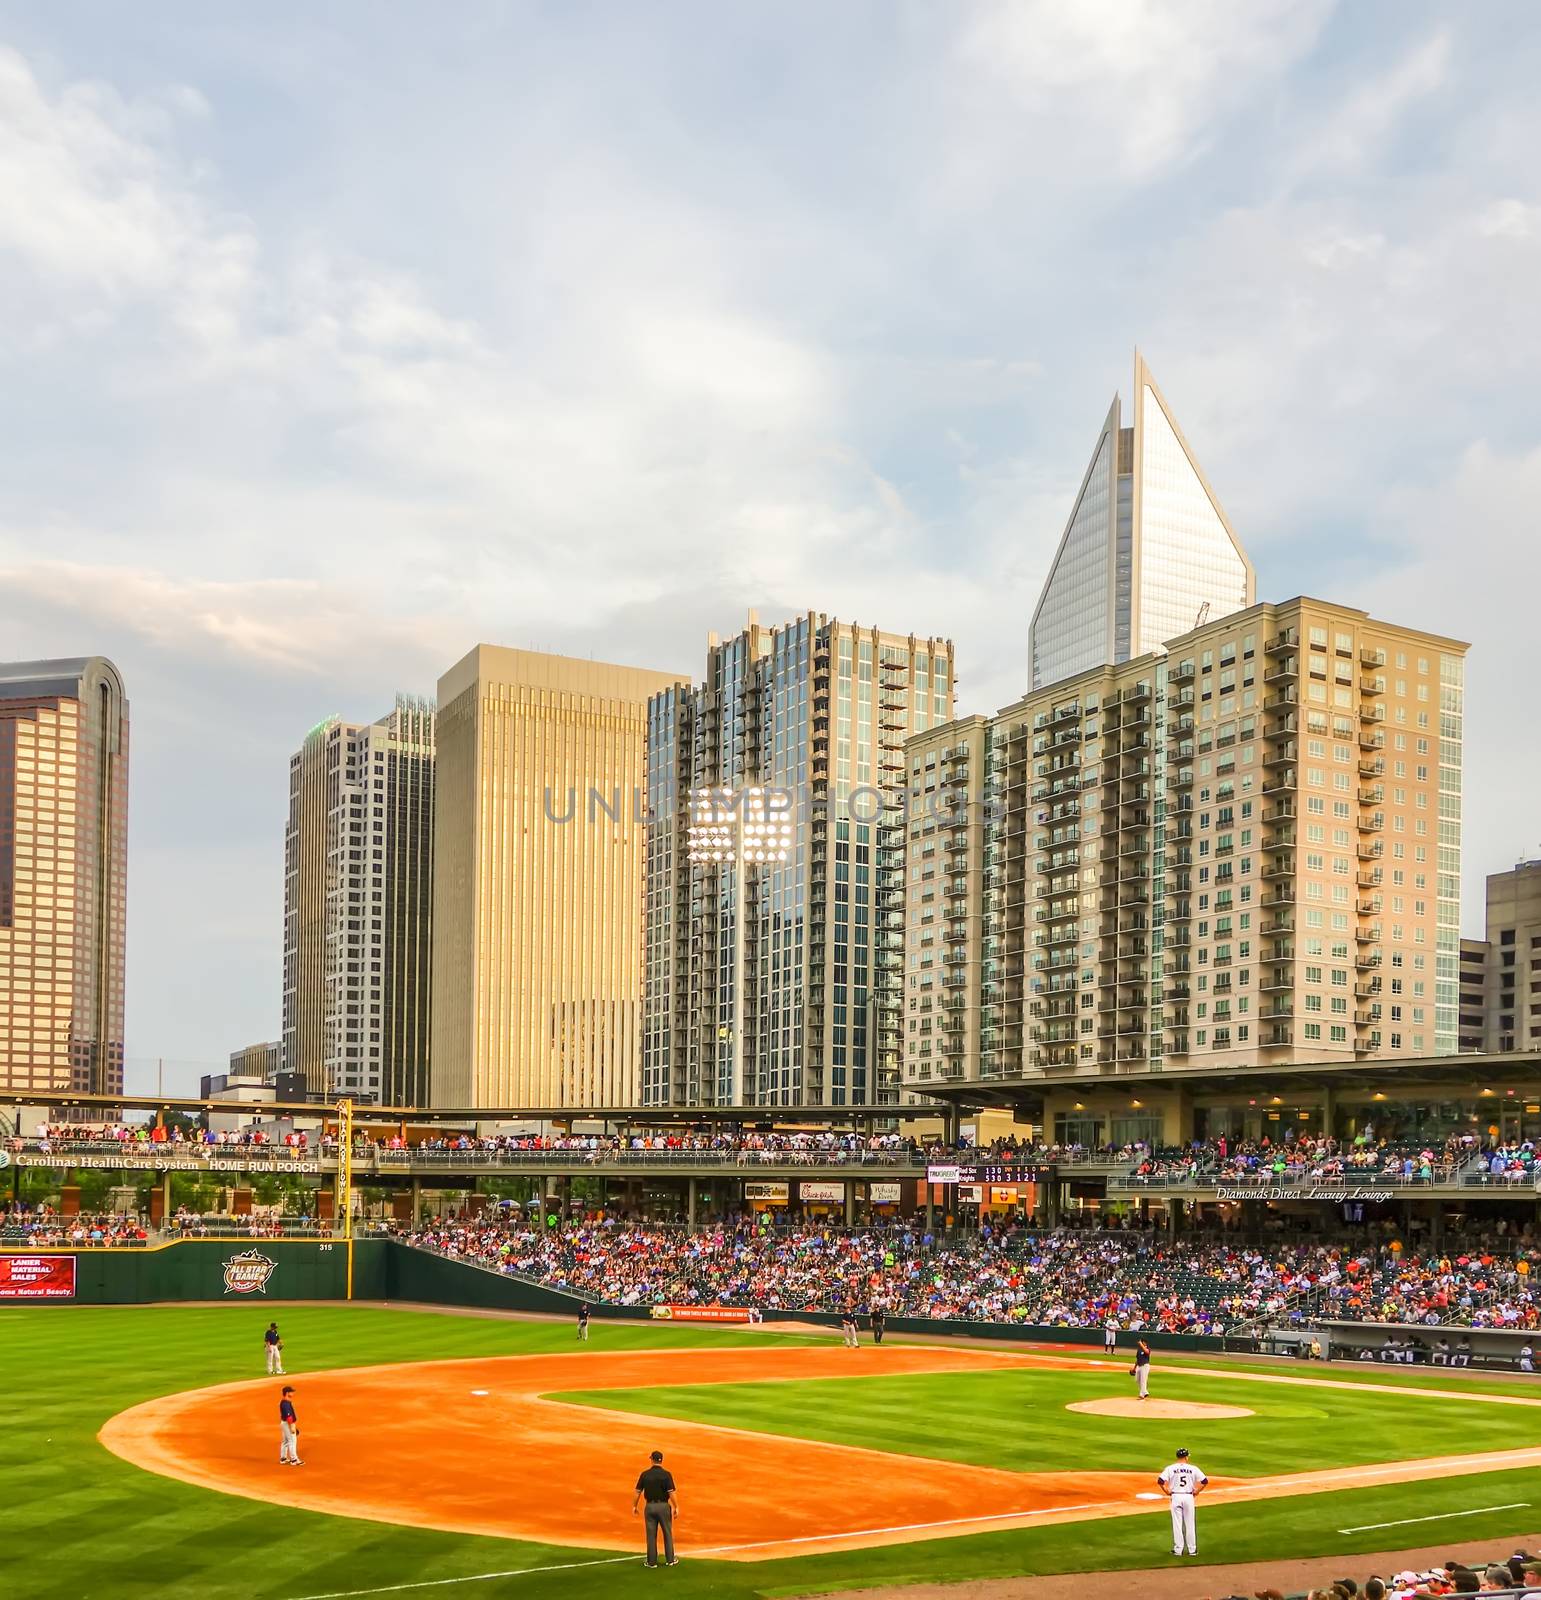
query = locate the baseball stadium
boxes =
[7,1061,1541,1600]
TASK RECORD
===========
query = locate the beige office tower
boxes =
[432,648,687,1108]
[914,600,1466,1096]
[902,716,990,1099]
[0,658,129,1096]
[283,696,436,1103]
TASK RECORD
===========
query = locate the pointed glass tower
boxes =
[1028,352,1254,689]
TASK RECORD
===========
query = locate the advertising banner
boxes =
[799,1181,845,1204]
[958,1184,983,1204]
[868,1182,902,1205]
[990,1186,1020,1205]
[16,1153,320,1175]
[0,1256,77,1299]
[926,1164,961,1184]
[743,1181,789,1203]
[649,1305,757,1323]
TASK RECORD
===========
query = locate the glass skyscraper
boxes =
[1029,352,1255,690]
[0,657,129,1097]
[283,695,436,1104]
[644,611,954,1108]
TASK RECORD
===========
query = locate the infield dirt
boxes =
[97,1344,1541,1562]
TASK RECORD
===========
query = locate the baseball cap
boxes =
[1175,1448,1189,1458]
[649,1450,663,1462]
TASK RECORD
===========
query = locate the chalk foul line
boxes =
[291,1556,637,1599]
[1337,1502,1531,1536]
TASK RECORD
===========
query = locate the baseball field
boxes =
[8,1303,1541,1600]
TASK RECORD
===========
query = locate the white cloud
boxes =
[955,0,1334,178]
[0,9,1536,1063]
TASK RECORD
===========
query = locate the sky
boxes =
[1,2,1537,1093]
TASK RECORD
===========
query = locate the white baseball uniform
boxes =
[1158,1459,1207,1555]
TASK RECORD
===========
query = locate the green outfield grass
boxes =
[3,1304,1539,1600]
[560,1362,1531,1475]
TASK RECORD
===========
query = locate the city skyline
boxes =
[0,6,1536,1090]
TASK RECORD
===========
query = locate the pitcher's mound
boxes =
[1067,1398,1254,1420]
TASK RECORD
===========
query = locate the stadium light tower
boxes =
[686,787,793,1101]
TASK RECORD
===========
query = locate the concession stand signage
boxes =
[743,1181,789,1203]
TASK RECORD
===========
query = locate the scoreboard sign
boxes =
[927,1165,1049,1185]
[0,1255,76,1299]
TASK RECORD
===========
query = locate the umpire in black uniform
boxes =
[632,1449,680,1567]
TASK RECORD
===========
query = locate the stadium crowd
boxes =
[1227,1547,1541,1596]
[402,1217,1541,1334]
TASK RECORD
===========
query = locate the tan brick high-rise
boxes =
[0,658,128,1096]
[431,647,687,1108]
[905,599,1468,1104]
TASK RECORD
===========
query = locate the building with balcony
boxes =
[902,717,990,1099]
[1028,352,1255,690]
[0,657,129,1097]
[284,696,436,1104]
[643,611,954,1108]
[904,599,1467,1119]
[1460,938,1489,1052]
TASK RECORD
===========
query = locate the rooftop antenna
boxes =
[1194,601,1211,628]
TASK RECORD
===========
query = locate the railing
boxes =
[1111,1159,1475,1193]
[359,1146,929,1171]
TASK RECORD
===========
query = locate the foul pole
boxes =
[337,1098,355,1300]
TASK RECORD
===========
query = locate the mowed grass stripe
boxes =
[558,1364,1518,1476]
[0,1304,1536,1600]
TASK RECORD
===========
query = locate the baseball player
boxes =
[279,1385,302,1466]
[1104,1317,1118,1351]
[1131,1338,1152,1399]
[1158,1446,1206,1556]
[265,1321,285,1375]
[841,1308,859,1348]
[577,1303,591,1342]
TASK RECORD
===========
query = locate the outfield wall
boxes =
[0,1239,385,1303]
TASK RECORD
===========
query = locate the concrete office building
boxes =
[1468,859,1541,1054]
[283,696,435,1103]
[903,601,1467,1129]
[1459,938,1489,1052]
[1028,353,1254,690]
[0,658,129,1097]
[432,647,685,1109]
[644,612,955,1109]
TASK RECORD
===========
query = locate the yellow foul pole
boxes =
[337,1098,355,1300]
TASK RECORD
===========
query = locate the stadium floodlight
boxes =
[687,785,794,865]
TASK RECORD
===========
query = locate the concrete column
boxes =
[1321,1085,1337,1141]
[160,1171,172,1227]
[687,1176,698,1230]
[845,1179,857,1227]
[411,1177,422,1226]
[924,1187,935,1234]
